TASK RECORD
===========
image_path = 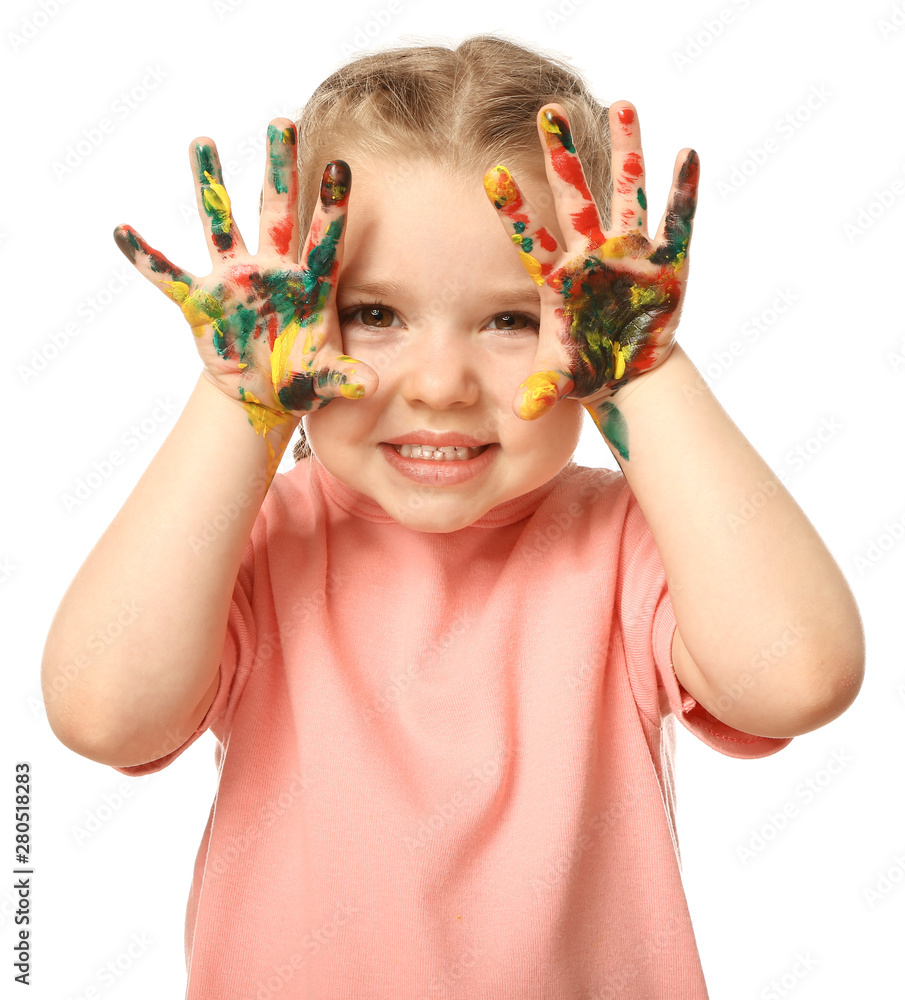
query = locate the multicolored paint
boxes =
[114,140,365,473]
[483,105,699,462]
[320,159,351,207]
[194,144,235,254]
[267,125,297,256]
[267,124,295,194]
[483,164,557,286]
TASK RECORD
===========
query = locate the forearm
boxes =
[41,373,299,764]
[591,343,864,736]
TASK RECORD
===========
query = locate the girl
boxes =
[41,35,863,1000]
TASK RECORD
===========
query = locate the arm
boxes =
[41,377,297,767]
[592,343,864,739]
[484,101,864,740]
[42,119,374,768]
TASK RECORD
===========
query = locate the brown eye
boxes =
[360,306,394,327]
[489,312,536,333]
[495,313,527,329]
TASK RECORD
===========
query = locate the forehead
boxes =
[336,155,563,300]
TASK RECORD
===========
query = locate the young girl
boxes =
[42,35,864,1000]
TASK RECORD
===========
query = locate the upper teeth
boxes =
[393,444,485,460]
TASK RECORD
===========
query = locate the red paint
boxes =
[270,215,293,256]
[302,217,322,262]
[266,312,278,351]
[535,227,558,253]
[617,108,635,133]
[500,189,525,217]
[570,204,605,249]
[622,153,643,181]
[549,145,592,201]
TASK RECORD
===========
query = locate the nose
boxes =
[394,324,482,410]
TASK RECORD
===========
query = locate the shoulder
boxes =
[244,457,321,542]
[544,462,636,524]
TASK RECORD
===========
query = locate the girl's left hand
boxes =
[483,101,699,454]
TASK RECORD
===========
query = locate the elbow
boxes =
[724,643,865,740]
[789,644,865,735]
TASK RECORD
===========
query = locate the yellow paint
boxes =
[629,285,665,311]
[271,317,302,388]
[518,250,544,286]
[539,113,563,143]
[240,389,289,436]
[483,164,516,207]
[162,280,218,336]
[519,371,560,420]
[240,388,293,480]
[202,171,232,233]
[339,382,365,399]
[162,279,190,304]
[599,232,647,259]
[613,344,626,380]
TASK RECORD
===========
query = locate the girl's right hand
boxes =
[113,118,377,437]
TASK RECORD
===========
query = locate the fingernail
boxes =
[540,110,576,153]
[321,160,351,207]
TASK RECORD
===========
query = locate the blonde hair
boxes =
[288,34,613,462]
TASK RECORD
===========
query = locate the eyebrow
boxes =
[337,278,540,304]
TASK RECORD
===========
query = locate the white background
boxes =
[3,0,904,997]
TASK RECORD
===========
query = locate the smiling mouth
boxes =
[388,444,490,461]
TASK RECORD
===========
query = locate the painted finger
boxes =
[609,101,648,235]
[650,148,700,270]
[113,224,231,338]
[482,163,560,286]
[271,161,375,406]
[258,119,299,259]
[514,363,575,421]
[190,138,248,262]
[113,224,197,306]
[537,104,606,255]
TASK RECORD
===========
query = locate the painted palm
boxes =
[483,103,699,459]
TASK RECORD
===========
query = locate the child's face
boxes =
[304,155,583,533]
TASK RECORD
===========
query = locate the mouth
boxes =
[386,443,491,461]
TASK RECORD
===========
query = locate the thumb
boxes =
[513,366,575,421]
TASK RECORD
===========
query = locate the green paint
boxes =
[513,220,526,234]
[544,110,576,153]
[637,187,647,210]
[306,216,344,279]
[267,125,295,195]
[649,150,699,267]
[231,303,258,354]
[598,401,629,460]
[195,144,217,184]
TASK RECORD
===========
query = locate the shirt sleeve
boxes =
[111,536,258,777]
[619,484,792,760]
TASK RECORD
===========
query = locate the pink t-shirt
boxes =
[115,455,790,999]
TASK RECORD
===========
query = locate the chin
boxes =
[386,500,487,534]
